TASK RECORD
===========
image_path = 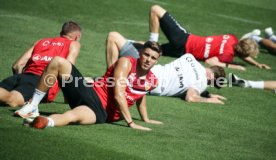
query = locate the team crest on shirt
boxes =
[145,81,152,91]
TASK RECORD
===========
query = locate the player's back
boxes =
[24,36,72,76]
[186,34,238,62]
[150,54,207,96]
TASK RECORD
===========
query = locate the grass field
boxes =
[0,0,276,159]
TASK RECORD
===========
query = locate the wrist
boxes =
[225,63,229,68]
[143,118,150,123]
[200,97,209,103]
[127,121,133,127]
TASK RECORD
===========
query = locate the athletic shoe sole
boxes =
[14,111,40,119]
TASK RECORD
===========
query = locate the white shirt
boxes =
[150,54,207,97]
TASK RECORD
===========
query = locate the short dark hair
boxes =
[143,41,162,55]
[60,21,81,36]
[210,66,226,89]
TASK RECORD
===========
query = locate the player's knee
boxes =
[50,57,66,68]
[7,94,24,107]
[64,111,80,123]
[150,5,163,17]
[107,32,121,43]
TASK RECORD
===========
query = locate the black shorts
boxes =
[59,64,107,123]
[0,73,40,101]
[160,12,190,57]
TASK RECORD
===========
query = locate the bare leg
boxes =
[264,81,276,90]
[259,39,276,54]
[149,5,166,33]
[49,105,97,126]
[0,88,24,107]
[105,32,127,68]
[37,56,72,93]
[14,57,75,118]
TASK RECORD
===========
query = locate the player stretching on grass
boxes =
[148,5,270,70]
[19,41,163,131]
[106,32,227,104]
[241,27,276,55]
[231,73,276,91]
[0,21,81,108]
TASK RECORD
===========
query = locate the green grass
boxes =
[0,0,276,159]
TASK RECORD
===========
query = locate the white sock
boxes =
[47,117,55,127]
[269,35,276,43]
[247,81,264,89]
[252,35,262,43]
[149,32,159,42]
[31,89,46,106]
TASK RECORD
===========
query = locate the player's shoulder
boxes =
[70,40,81,48]
[181,53,196,61]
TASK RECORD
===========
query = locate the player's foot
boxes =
[31,116,49,129]
[229,73,249,88]
[264,27,274,38]
[240,29,261,40]
[14,102,39,119]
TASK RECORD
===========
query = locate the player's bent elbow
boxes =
[107,32,121,42]
[185,95,196,103]
[205,59,215,66]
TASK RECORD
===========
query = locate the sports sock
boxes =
[149,32,159,42]
[252,35,262,43]
[31,89,46,106]
[269,35,276,43]
[247,81,264,89]
[47,117,55,127]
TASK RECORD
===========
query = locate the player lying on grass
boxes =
[241,27,276,55]
[148,5,270,70]
[106,32,227,104]
[231,73,276,91]
[0,21,81,107]
[17,41,163,131]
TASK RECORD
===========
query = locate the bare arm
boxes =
[205,57,246,71]
[114,57,151,131]
[66,41,81,65]
[12,41,38,74]
[242,56,271,69]
[185,88,226,104]
[136,95,163,125]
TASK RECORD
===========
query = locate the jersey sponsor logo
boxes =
[185,56,199,80]
[204,37,213,58]
[175,67,184,88]
[206,37,214,43]
[42,40,64,47]
[219,35,230,55]
[32,54,53,62]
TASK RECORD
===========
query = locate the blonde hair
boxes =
[234,38,259,58]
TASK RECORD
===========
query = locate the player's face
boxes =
[139,48,160,70]
[73,31,82,41]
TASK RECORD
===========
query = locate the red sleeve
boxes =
[217,54,233,63]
